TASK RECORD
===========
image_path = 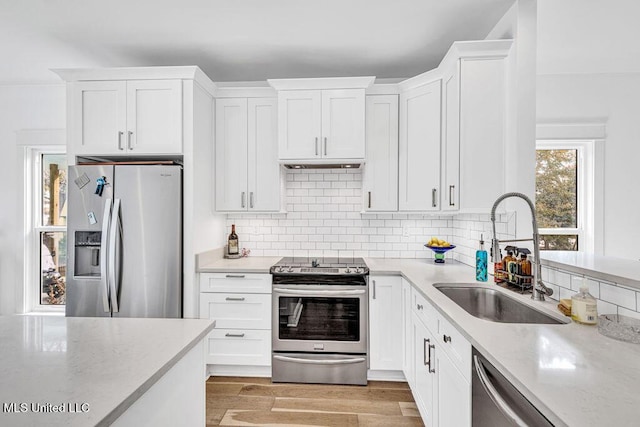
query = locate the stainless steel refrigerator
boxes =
[66,164,182,318]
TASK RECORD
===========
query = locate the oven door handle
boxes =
[273,288,366,296]
[273,355,366,365]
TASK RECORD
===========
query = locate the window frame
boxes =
[536,139,595,253]
[24,145,67,313]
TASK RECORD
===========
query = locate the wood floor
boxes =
[206,377,425,427]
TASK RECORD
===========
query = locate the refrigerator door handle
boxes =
[108,198,122,313]
[100,199,113,312]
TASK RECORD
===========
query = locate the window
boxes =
[536,140,595,252]
[35,152,67,306]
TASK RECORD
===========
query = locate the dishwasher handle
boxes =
[473,355,528,427]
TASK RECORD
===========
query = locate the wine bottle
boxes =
[228,224,239,255]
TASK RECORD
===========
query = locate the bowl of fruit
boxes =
[425,238,456,263]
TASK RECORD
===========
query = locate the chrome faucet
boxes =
[490,192,553,301]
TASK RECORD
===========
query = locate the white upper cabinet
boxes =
[399,80,442,211]
[277,89,365,160]
[277,90,322,159]
[441,61,460,211]
[363,95,399,212]
[458,57,506,212]
[215,98,249,211]
[269,77,374,162]
[248,98,280,211]
[215,97,280,212]
[321,89,365,159]
[71,79,182,155]
[125,80,183,154]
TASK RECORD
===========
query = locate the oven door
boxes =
[272,284,368,354]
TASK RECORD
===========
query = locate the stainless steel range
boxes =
[270,257,369,385]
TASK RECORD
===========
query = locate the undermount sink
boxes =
[434,284,569,325]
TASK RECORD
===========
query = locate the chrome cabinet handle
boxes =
[443,334,452,343]
[118,131,124,150]
[225,297,245,301]
[427,341,435,373]
[324,137,327,155]
[417,304,423,310]
[127,131,133,150]
[372,280,376,300]
[225,274,245,278]
[474,355,528,427]
[225,333,245,338]
[449,185,455,206]
[249,192,254,209]
[241,192,246,208]
[432,188,437,207]
[368,192,372,209]
[315,137,319,156]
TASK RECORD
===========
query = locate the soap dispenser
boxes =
[476,234,488,282]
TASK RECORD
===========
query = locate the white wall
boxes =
[537,72,640,261]
[0,84,66,315]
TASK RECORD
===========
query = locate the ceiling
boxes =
[0,0,514,83]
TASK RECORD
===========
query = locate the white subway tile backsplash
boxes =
[600,283,636,310]
[597,299,618,315]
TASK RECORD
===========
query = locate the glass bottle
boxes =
[228,224,239,255]
[517,253,532,286]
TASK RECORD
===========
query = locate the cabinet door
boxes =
[199,293,271,330]
[399,80,442,211]
[321,89,365,159]
[437,349,471,427]
[278,90,321,159]
[71,81,127,155]
[363,95,399,212]
[442,61,460,211]
[204,328,271,366]
[215,98,249,211]
[126,80,183,154]
[402,279,414,386]
[369,276,403,371]
[412,313,437,427]
[459,58,506,212]
[248,98,280,211]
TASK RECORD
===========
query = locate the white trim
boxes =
[536,139,602,254]
[267,76,375,90]
[18,137,67,314]
[536,123,606,140]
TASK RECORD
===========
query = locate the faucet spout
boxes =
[490,192,553,301]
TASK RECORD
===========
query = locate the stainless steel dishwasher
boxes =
[472,348,555,426]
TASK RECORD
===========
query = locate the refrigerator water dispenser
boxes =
[74,231,102,277]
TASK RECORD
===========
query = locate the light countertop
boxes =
[0,315,215,426]
[541,251,640,290]
[196,253,640,425]
[365,258,640,427]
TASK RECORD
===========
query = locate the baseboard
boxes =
[207,364,272,378]
[367,369,406,382]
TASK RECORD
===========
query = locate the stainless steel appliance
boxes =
[472,348,554,426]
[270,257,369,385]
[66,164,182,318]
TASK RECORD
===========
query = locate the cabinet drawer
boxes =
[412,288,438,335]
[438,313,472,382]
[199,293,271,330]
[200,273,271,293]
[204,328,271,366]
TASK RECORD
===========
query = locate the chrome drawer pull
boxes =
[225,333,245,338]
[225,297,245,301]
[225,274,245,278]
[443,334,452,343]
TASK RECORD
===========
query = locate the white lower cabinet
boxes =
[402,279,414,387]
[199,273,271,374]
[406,284,471,427]
[369,276,403,372]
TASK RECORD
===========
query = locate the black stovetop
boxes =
[274,257,367,268]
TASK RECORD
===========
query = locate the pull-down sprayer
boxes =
[490,192,553,301]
